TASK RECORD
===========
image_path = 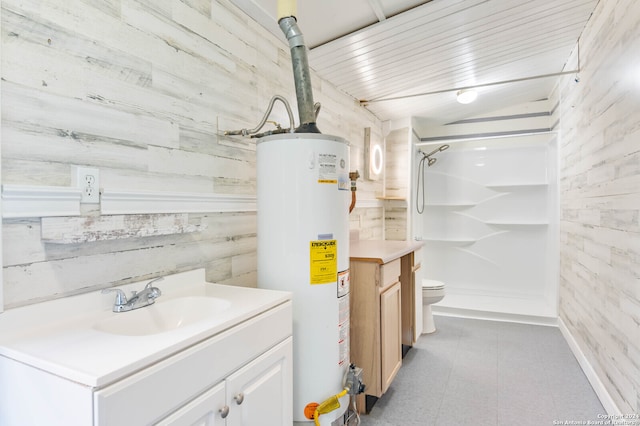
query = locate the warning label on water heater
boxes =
[317,153,338,184]
[338,294,350,367]
[309,240,337,284]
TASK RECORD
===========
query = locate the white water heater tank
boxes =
[257,133,351,424]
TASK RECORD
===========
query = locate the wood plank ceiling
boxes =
[230,0,600,124]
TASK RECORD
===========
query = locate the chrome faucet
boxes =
[102,277,163,312]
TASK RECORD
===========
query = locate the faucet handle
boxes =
[101,288,128,305]
[144,277,164,290]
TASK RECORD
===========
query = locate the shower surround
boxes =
[411,105,559,323]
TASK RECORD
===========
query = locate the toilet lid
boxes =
[424,285,445,290]
[422,279,445,290]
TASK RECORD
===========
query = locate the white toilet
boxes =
[422,279,445,334]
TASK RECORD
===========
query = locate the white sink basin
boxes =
[93,296,232,336]
[0,269,291,388]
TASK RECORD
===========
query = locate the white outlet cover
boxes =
[73,166,100,204]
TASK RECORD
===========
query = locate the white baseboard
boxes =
[558,317,621,415]
[432,306,557,327]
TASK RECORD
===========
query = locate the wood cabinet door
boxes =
[380,281,402,393]
[413,256,424,340]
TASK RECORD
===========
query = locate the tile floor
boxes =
[359,315,606,426]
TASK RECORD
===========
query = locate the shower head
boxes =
[423,144,450,158]
[421,144,449,166]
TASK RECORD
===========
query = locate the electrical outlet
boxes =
[73,166,100,204]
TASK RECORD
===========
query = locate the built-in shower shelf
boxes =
[425,202,476,208]
[485,220,548,226]
[485,182,548,190]
[421,237,476,245]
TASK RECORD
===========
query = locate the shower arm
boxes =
[416,144,449,214]
[421,144,450,159]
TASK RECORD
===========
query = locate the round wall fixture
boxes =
[371,144,383,175]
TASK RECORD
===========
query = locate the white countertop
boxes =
[0,269,291,388]
[350,239,424,264]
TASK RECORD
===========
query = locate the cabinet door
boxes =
[225,337,292,426]
[156,382,227,426]
[400,254,415,347]
[413,251,424,339]
[380,281,402,393]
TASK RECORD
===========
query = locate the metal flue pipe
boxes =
[278,14,321,133]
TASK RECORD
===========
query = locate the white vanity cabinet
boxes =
[0,270,293,426]
[155,337,292,426]
[93,303,292,425]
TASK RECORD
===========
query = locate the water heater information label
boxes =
[338,294,350,366]
[309,240,337,284]
[317,153,338,184]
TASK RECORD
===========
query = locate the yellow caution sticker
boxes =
[310,240,337,285]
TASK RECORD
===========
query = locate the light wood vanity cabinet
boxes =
[350,258,402,411]
[349,239,424,413]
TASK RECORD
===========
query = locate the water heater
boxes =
[257,133,351,424]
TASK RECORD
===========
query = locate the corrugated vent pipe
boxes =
[278,1,321,133]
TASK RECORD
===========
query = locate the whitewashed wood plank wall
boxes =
[557,0,640,415]
[0,11,3,313]
[1,0,384,308]
[384,127,410,241]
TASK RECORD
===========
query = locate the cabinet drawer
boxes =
[94,302,292,425]
[379,258,400,289]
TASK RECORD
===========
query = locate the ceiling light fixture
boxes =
[456,89,478,104]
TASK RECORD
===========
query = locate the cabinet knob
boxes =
[234,393,245,405]
[219,405,230,418]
